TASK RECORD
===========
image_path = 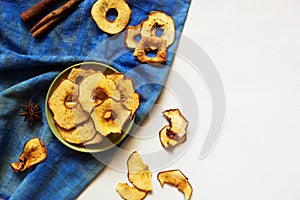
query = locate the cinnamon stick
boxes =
[20,0,59,22]
[30,0,83,38]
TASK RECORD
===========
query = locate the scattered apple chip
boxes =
[163,109,189,141]
[78,72,120,113]
[133,36,167,63]
[159,125,186,148]
[48,79,89,130]
[116,182,147,200]
[125,24,142,49]
[56,118,97,144]
[140,11,175,47]
[11,138,47,172]
[91,0,131,34]
[157,169,193,200]
[127,151,152,191]
[91,98,131,136]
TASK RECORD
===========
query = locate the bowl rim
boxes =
[45,61,133,153]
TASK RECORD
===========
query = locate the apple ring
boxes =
[78,72,120,113]
[48,79,89,130]
[140,11,175,47]
[133,36,167,63]
[124,24,141,49]
[91,0,131,34]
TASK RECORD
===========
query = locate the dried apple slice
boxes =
[159,125,186,148]
[106,72,125,85]
[157,169,193,200]
[48,79,89,130]
[117,78,140,117]
[11,138,47,172]
[78,72,120,113]
[140,11,175,47]
[91,98,131,136]
[163,109,189,141]
[91,0,131,34]
[83,133,103,146]
[127,151,152,191]
[116,182,147,200]
[56,118,97,144]
[133,36,167,63]
[67,68,96,83]
[125,24,142,49]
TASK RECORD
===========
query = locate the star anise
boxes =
[18,99,42,126]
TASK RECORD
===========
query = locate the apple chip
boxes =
[78,72,120,113]
[125,24,142,49]
[106,72,125,85]
[83,133,103,146]
[117,78,140,117]
[159,125,186,148]
[56,118,97,144]
[157,169,193,200]
[116,182,147,200]
[91,0,131,34]
[48,79,89,130]
[163,109,189,141]
[133,36,167,63]
[140,11,175,47]
[11,138,47,172]
[67,68,96,83]
[127,151,152,191]
[91,98,131,136]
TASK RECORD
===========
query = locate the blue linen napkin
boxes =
[0,0,191,199]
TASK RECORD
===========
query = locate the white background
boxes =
[79,0,300,199]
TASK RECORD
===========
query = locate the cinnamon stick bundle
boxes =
[30,0,83,38]
[20,0,59,22]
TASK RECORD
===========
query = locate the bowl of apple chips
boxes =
[45,62,140,152]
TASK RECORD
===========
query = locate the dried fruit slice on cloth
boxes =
[125,24,142,49]
[116,182,147,200]
[91,0,131,34]
[11,138,47,172]
[157,169,193,200]
[133,36,167,63]
[127,151,152,191]
[140,11,175,48]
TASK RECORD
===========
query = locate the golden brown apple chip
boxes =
[56,118,97,144]
[91,0,131,34]
[48,79,89,130]
[163,109,189,141]
[127,151,152,191]
[11,138,47,172]
[78,72,120,113]
[116,182,147,200]
[157,169,193,200]
[91,98,131,136]
[67,68,96,83]
[159,125,186,148]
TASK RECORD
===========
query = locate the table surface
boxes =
[78,0,300,199]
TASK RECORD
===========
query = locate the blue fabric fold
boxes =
[0,0,191,199]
